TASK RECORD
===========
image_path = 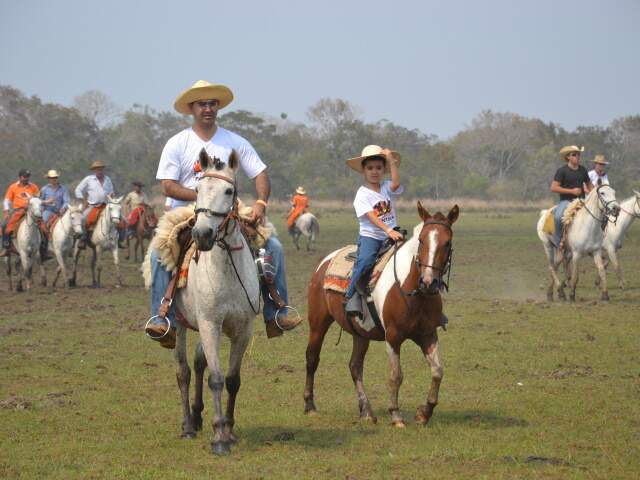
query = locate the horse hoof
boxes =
[569,295,576,303]
[415,404,435,426]
[391,420,406,428]
[601,292,610,302]
[360,414,377,424]
[546,293,553,302]
[228,432,238,444]
[181,431,197,439]
[211,441,230,456]
[558,290,566,301]
[304,401,317,414]
[193,416,203,431]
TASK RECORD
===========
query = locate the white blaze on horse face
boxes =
[70,210,84,234]
[30,198,43,218]
[423,229,438,285]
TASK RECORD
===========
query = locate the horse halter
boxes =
[194,171,239,245]
[619,196,640,219]
[415,220,454,294]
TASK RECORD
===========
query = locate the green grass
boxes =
[1,209,639,479]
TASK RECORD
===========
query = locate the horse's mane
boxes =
[561,188,601,226]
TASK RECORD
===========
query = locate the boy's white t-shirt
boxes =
[156,127,267,208]
[353,180,404,240]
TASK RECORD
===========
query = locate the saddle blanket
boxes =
[323,243,398,294]
[542,207,556,235]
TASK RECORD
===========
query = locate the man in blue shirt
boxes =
[41,170,71,224]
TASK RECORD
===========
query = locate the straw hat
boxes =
[559,145,584,160]
[90,160,106,169]
[174,80,234,115]
[46,169,60,178]
[346,145,401,173]
[295,186,306,195]
[593,154,609,165]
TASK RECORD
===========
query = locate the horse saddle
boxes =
[46,214,61,239]
[323,237,403,295]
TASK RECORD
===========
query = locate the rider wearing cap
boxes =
[40,169,71,259]
[145,80,300,348]
[0,169,41,257]
[550,146,594,250]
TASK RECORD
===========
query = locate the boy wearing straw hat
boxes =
[588,155,610,187]
[145,80,299,347]
[550,145,594,250]
[344,145,404,317]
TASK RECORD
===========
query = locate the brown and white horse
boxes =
[304,202,459,427]
[126,204,156,262]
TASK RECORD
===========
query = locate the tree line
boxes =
[1,85,638,201]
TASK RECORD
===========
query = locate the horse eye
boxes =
[225,188,233,195]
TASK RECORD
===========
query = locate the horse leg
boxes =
[91,247,99,288]
[192,342,207,432]
[198,322,229,456]
[542,244,559,301]
[349,335,376,422]
[414,332,442,426]
[112,246,122,287]
[135,236,142,263]
[174,326,197,439]
[20,252,31,292]
[223,330,251,445]
[69,245,80,288]
[303,311,333,414]
[386,338,405,427]
[593,251,609,301]
[38,250,46,287]
[6,254,13,292]
[569,252,581,302]
[125,235,131,260]
[608,247,624,290]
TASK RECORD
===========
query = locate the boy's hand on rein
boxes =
[388,229,404,242]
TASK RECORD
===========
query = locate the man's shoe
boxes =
[275,314,302,331]
[344,294,363,319]
[265,321,283,338]
[145,323,176,349]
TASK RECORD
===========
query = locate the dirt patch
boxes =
[549,364,593,379]
[0,396,32,410]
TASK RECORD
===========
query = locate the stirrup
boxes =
[274,305,302,330]
[144,315,172,339]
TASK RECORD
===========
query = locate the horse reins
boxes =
[194,171,260,315]
[580,185,620,230]
[618,196,640,219]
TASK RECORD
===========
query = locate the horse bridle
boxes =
[619,195,640,219]
[581,184,620,230]
[394,219,454,298]
[194,171,259,314]
[194,172,239,244]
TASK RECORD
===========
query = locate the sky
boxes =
[1,0,639,138]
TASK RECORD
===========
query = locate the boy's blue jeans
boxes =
[149,236,288,327]
[345,235,384,299]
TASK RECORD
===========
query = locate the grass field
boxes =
[1,207,639,479]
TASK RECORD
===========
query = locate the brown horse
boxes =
[304,201,459,427]
[126,204,156,262]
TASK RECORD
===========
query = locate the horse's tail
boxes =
[141,244,153,289]
[311,215,320,236]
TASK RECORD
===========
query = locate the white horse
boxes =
[49,205,84,288]
[537,185,620,302]
[5,197,45,292]
[71,196,124,288]
[290,212,319,251]
[172,149,259,455]
[597,191,640,290]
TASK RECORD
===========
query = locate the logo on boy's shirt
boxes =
[373,200,391,217]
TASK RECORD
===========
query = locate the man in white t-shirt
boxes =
[146,80,299,348]
[588,154,610,187]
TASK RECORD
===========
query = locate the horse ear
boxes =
[634,190,640,198]
[447,205,460,225]
[417,200,430,221]
[199,148,210,170]
[228,149,239,170]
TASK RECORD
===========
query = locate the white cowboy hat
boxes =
[346,145,401,173]
[593,154,610,165]
[174,80,234,115]
[559,145,584,160]
[295,186,306,195]
[46,169,60,178]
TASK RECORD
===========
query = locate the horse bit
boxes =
[582,184,620,230]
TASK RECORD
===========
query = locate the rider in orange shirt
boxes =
[287,186,309,233]
[1,169,41,256]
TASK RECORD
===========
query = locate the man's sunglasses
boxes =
[194,100,219,109]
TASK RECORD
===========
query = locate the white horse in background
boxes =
[50,205,84,288]
[5,197,45,292]
[537,185,620,302]
[290,212,319,251]
[171,150,259,455]
[597,191,640,290]
[71,196,124,288]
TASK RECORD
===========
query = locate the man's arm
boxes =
[251,170,270,224]
[161,180,197,202]
[550,180,581,197]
